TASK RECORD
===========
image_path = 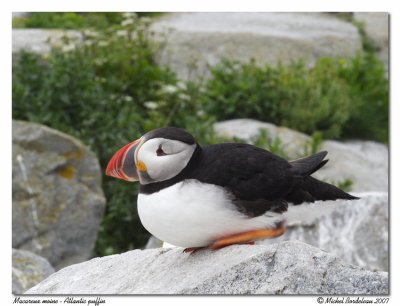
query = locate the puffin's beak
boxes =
[105,138,143,182]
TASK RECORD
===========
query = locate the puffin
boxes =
[106,127,359,252]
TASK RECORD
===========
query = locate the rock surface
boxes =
[354,12,389,69]
[318,140,388,192]
[12,120,106,270]
[12,13,389,81]
[145,236,163,249]
[152,12,362,80]
[12,29,81,55]
[214,119,310,159]
[26,241,388,295]
[12,12,29,18]
[214,119,388,192]
[262,192,388,272]
[12,249,55,294]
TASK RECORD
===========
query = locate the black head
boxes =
[143,127,196,145]
[106,127,198,185]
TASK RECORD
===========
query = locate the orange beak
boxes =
[105,138,141,182]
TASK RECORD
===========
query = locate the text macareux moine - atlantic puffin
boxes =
[106,127,359,252]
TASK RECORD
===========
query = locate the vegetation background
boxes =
[12,12,388,256]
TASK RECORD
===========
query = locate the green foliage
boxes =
[330,179,353,193]
[218,129,288,159]
[13,12,123,29]
[250,129,287,159]
[339,53,388,142]
[12,15,214,256]
[303,131,323,156]
[12,12,162,30]
[351,19,381,54]
[340,17,388,142]
[199,54,387,142]
[229,129,323,161]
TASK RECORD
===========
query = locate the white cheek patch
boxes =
[147,155,180,178]
[137,138,196,183]
[162,141,187,155]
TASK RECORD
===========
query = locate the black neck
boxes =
[139,144,203,195]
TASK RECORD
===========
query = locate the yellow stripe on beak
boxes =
[136,160,147,172]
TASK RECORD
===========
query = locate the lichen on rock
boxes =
[12,120,106,270]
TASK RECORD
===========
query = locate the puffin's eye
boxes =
[156,146,166,156]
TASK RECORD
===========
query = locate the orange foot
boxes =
[208,224,286,250]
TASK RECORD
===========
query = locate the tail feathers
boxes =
[285,177,360,205]
[287,151,359,205]
[290,151,328,177]
[285,189,315,205]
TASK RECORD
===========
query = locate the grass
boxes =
[12,12,163,30]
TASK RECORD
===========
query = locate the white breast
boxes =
[137,179,282,248]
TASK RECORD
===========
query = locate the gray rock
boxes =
[152,12,362,80]
[12,13,364,82]
[12,12,29,18]
[263,192,388,272]
[12,120,106,270]
[354,13,389,69]
[144,236,163,249]
[12,249,55,294]
[12,29,81,55]
[26,241,388,294]
[214,119,388,192]
[317,141,388,192]
[214,119,310,159]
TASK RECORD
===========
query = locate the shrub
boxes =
[12,12,162,30]
[12,14,214,256]
[339,52,388,142]
[200,55,387,141]
[13,12,123,29]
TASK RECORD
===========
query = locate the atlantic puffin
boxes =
[106,127,359,252]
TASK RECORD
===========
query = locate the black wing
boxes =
[191,143,300,217]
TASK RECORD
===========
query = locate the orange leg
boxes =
[208,225,286,250]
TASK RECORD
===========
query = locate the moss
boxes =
[63,149,84,161]
[40,201,64,224]
[57,165,76,179]
[13,256,29,265]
